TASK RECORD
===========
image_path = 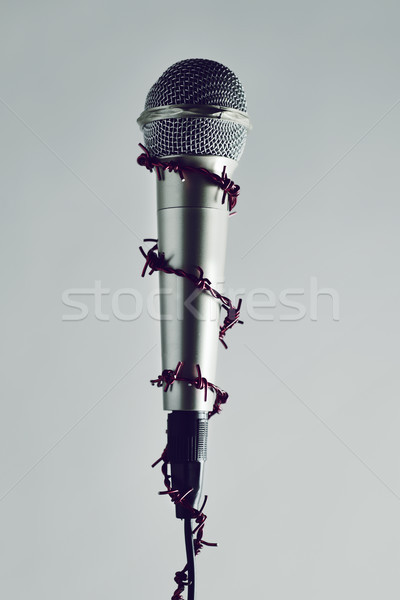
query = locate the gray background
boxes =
[1,1,399,598]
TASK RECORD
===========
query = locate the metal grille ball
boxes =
[143,58,248,161]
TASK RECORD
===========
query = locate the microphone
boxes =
[137,59,250,520]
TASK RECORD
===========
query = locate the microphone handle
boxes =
[156,155,238,412]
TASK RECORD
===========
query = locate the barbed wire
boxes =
[137,143,240,213]
[139,241,243,349]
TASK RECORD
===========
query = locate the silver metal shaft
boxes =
[156,155,238,411]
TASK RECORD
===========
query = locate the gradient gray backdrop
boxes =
[1,1,399,598]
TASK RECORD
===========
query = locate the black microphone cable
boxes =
[184,517,195,600]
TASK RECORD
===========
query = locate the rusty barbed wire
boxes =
[139,241,243,349]
[150,361,229,416]
[137,143,240,213]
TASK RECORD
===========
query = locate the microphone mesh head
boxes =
[143,59,248,161]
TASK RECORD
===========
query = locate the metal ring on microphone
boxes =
[137,104,252,130]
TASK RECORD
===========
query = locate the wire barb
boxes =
[171,566,189,600]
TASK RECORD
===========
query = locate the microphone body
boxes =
[156,154,237,412]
